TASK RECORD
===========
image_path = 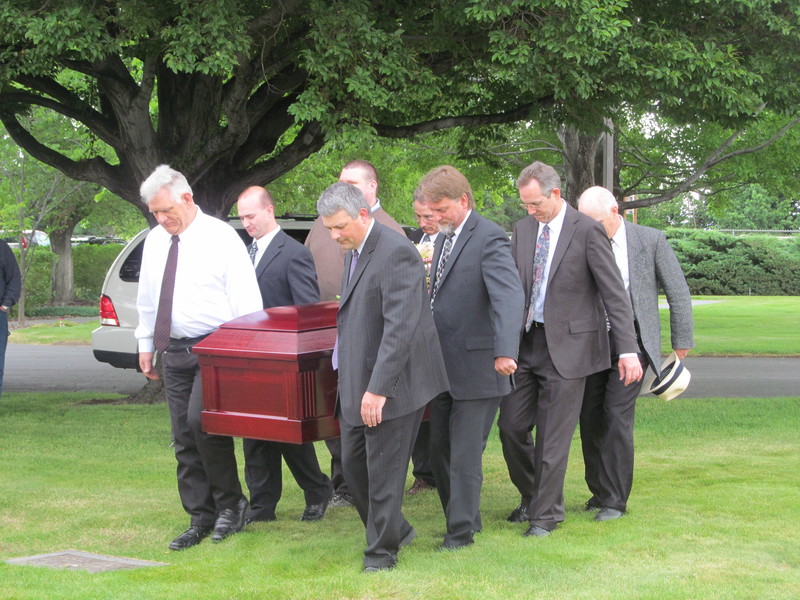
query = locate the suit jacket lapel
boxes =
[339,223,379,308]
[433,210,477,289]
[547,203,577,285]
[254,230,284,279]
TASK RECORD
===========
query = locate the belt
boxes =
[166,333,211,350]
[530,321,545,329]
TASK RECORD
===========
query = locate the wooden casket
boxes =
[193,301,339,444]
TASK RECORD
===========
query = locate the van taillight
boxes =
[99,294,120,326]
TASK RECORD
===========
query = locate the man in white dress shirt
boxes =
[136,165,262,551]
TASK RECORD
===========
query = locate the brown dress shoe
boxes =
[406,478,435,495]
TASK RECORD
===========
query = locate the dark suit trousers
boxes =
[497,328,585,530]
[324,437,350,495]
[410,419,435,485]
[340,408,422,568]
[243,439,332,520]
[580,356,646,512]
[163,344,244,528]
[430,392,500,547]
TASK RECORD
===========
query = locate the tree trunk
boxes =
[50,228,75,304]
[559,126,603,206]
[120,359,166,404]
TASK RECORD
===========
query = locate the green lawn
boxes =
[9,320,98,345]
[1,392,798,600]
[664,295,800,356]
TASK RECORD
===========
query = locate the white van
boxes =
[91,217,316,369]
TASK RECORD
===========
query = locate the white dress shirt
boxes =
[135,208,262,353]
[610,217,630,292]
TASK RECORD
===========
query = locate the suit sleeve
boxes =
[368,242,425,398]
[654,232,694,351]
[288,246,321,305]
[481,227,525,359]
[587,222,639,355]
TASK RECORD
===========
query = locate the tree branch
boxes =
[373,102,546,137]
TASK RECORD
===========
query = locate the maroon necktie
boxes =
[153,235,179,353]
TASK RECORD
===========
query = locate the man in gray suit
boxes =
[416,165,525,550]
[304,160,406,508]
[578,186,694,521]
[237,186,333,524]
[317,182,448,572]
[498,162,642,537]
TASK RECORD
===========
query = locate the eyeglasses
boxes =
[519,201,544,209]
[415,214,435,222]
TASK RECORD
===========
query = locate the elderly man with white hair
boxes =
[577,186,694,522]
[136,165,262,550]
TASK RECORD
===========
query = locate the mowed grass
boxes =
[1,392,798,600]
[655,295,799,356]
[9,320,98,345]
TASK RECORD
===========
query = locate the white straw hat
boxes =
[648,352,691,401]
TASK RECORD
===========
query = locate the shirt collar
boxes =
[356,218,376,255]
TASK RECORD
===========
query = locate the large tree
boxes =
[1,0,798,219]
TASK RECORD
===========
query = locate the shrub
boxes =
[666,229,800,295]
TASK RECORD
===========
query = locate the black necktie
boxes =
[154,235,179,353]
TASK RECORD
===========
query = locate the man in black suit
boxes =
[318,182,448,572]
[498,162,642,537]
[237,186,333,524]
[403,198,440,495]
[416,165,525,550]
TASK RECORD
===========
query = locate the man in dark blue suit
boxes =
[237,186,333,523]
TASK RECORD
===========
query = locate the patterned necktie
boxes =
[332,249,359,370]
[249,239,258,264]
[153,235,179,352]
[525,224,550,331]
[430,233,454,308]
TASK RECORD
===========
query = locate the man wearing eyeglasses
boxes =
[498,161,642,538]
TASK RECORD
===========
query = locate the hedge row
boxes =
[666,229,800,295]
[15,244,122,313]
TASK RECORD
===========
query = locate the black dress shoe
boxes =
[364,561,396,573]
[328,491,354,508]
[212,497,249,542]
[523,525,552,537]
[300,499,329,522]
[245,513,276,525]
[584,497,602,511]
[595,507,624,522]
[169,525,212,551]
[506,502,530,523]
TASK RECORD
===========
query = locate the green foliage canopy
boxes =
[0,1,798,218]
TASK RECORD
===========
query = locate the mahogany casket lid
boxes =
[192,301,338,361]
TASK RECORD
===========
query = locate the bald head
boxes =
[578,186,621,238]
[237,185,277,240]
